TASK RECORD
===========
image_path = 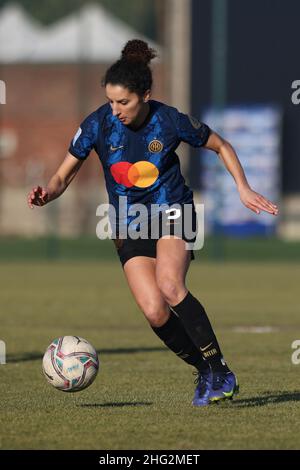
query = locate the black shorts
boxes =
[112,204,197,267]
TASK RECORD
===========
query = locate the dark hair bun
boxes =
[121,39,157,65]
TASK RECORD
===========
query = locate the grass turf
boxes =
[0,260,300,450]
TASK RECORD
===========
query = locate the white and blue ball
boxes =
[42,336,99,392]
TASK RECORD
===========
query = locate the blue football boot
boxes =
[208,371,239,402]
[192,368,212,406]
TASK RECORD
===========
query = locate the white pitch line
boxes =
[232,326,279,333]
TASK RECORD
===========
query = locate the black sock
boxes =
[151,310,208,372]
[170,291,230,373]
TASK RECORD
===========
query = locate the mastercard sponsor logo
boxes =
[110,161,159,188]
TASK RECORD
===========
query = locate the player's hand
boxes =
[239,186,279,215]
[27,186,49,209]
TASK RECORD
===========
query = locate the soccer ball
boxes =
[42,336,99,392]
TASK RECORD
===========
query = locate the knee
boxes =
[156,277,187,306]
[140,300,169,328]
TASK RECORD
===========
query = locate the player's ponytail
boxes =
[103,39,157,96]
[121,39,157,65]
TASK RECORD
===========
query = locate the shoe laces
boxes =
[193,370,210,394]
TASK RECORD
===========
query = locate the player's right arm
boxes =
[27,152,83,209]
[28,109,101,209]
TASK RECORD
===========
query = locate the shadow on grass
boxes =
[78,402,152,408]
[233,391,300,407]
[7,346,167,363]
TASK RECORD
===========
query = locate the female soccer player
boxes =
[27,39,278,406]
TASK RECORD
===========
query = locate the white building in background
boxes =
[0,3,43,63]
[0,3,161,63]
[0,3,163,237]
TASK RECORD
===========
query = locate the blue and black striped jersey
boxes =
[69,100,210,230]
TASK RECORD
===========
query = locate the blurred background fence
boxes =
[0,0,300,261]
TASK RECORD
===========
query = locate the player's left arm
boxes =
[203,131,279,216]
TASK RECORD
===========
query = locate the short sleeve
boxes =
[69,112,99,160]
[175,111,211,148]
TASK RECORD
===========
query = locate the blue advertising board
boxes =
[201,106,281,236]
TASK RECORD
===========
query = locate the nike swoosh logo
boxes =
[200,342,213,352]
[110,145,124,152]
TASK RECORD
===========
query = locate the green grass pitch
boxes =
[0,259,300,449]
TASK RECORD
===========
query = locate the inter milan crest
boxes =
[148,139,163,153]
[188,115,202,129]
